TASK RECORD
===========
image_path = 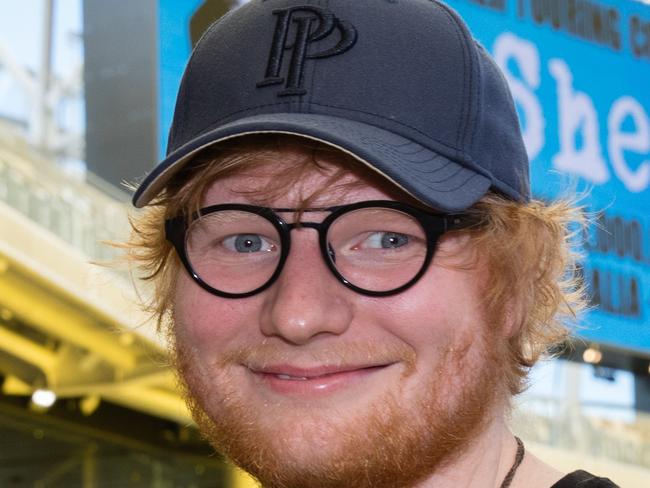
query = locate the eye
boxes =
[222,234,276,253]
[355,232,410,250]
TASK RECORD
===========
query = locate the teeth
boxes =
[276,374,309,380]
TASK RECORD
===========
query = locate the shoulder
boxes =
[550,470,620,487]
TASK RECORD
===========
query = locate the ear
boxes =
[502,297,524,338]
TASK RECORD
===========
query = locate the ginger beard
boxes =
[172,321,510,488]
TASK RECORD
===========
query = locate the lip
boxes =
[248,363,392,397]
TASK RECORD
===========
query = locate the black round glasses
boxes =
[165,200,471,298]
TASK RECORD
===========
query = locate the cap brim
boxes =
[132,113,491,212]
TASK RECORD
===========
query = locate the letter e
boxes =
[608,97,650,192]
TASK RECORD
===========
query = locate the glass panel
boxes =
[327,208,427,292]
[186,211,282,294]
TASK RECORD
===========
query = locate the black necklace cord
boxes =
[499,436,525,488]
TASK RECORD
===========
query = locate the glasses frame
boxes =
[165,200,470,299]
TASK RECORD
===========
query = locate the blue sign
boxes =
[445,0,650,354]
[159,0,204,157]
[159,0,650,354]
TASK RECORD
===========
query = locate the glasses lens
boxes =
[185,210,281,294]
[326,207,428,292]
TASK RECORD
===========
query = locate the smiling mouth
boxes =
[267,365,388,381]
[247,364,393,396]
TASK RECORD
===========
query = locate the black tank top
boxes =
[550,470,620,487]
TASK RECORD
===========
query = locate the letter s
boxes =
[493,32,545,161]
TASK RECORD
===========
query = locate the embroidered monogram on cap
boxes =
[257,6,357,97]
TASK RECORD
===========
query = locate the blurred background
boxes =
[0,0,648,486]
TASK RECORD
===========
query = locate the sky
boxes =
[0,0,84,136]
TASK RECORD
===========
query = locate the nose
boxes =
[259,228,353,345]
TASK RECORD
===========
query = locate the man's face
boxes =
[172,144,508,488]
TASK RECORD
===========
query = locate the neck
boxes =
[412,416,564,488]
[412,417,519,488]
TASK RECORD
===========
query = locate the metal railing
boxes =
[0,122,130,263]
[512,392,650,469]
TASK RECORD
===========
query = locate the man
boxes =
[128,1,619,486]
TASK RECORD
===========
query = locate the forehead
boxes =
[200,140,415,207]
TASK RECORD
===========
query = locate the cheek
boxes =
[173,273,258,348]
[372,265,485,352]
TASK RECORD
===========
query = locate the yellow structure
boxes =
[0,122,189,425]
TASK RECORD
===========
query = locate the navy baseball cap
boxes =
[132,0,529,212]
